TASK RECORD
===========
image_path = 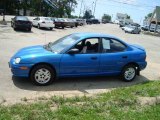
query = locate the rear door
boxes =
[100,38,129,74]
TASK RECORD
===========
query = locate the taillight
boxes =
[145,55,147,61]
[42,21,45,23]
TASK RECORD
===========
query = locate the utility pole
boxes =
[93,0,98,18]
[91,1,94,16]
[79,0,83,18]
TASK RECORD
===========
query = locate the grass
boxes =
[0,81,160,120]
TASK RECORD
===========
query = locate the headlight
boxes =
[14,58,21,64]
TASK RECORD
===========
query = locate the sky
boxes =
[72,0,160,24]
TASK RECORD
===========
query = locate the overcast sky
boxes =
[72,0,160,24]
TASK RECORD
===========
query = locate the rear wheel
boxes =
[50,27,53,30]
[30,65,55,86]
[121,65,137,82]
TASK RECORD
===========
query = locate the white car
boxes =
[76,19,86,26]
[124,26,141,34]
[32,17,54,30]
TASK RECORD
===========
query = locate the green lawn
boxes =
[0,81,160,120]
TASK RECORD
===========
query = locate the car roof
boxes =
[72,32,119,39]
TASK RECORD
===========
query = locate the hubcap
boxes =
[124,67,136,81]
[34,68,51,84]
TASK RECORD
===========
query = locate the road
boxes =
[0,23,160,104]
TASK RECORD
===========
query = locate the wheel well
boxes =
[123,62,140,75]
[29,63,56,77]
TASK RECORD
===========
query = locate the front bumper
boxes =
[9,61,33,77]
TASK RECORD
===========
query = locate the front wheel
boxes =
[38,24,41,29]
[30,65,55,86]
[121,65,137,82]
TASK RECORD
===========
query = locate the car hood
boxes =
[13,45,52,58]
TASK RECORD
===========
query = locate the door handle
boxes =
[91,57,97,60]
[122,56,128,59]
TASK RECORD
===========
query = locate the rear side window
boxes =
[102,38,127,53]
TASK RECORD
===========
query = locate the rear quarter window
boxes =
[102,38,127,53]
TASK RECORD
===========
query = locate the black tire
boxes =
[28,28,31,31]
[121,65,137,82]
[14,27,17,31]
[62,26,64,29]
[50,27,53,30]
[30,64,55,86]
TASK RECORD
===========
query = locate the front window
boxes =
[44,35,80,53]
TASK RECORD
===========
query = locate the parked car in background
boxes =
[91,19,100,24]
[121,25,131,30]
[71,19,78,27]
[86,19,100,24]
[52,18,66,29]
[141,25,149,31]
[76,19,86,26]
[102,19,109,24]
[63,18,77,28]
[124,26,141,34]
[149,21,160,32]
[9,32,147,85]
[32,17,54,30]
[86,19,92,24]
[11,16,32,31]
[132,23,140,27]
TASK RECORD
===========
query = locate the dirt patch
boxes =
[138,96,160,106]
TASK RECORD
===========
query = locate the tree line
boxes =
[0,0,77,18]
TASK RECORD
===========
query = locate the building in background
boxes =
[115,13,133,25]
[148,6,160,32]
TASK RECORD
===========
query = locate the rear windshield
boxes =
[16,16,29,21]
[42,17,51,21]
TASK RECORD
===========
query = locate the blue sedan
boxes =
[9,33,147,85]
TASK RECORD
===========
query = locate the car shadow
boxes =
[12,75,149,93]
[54,27,67,30]
[14,29,33,33]
[36,27,56,31]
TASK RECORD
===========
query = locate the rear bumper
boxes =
[15,24,32,29]
[138,61,147,71]
[40,23,55,28]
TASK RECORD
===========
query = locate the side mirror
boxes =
[68,48,79,54]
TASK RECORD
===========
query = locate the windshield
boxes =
[46,35,80,53]
[129,26,135,29]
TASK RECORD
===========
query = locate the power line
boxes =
[106,0,156,8]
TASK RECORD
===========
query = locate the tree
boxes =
[83,10,94,19]
[102,14,111,22]
[0,0,78,17]
[145,13,153,19]
[126,15,130,19]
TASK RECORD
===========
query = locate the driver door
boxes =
[59,38,100,76]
